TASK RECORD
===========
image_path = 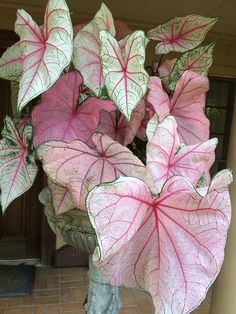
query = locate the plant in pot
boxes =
[0,0,233,313]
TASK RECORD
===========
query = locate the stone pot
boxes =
[39,188,122,314]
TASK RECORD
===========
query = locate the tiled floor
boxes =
[0,267,211,314]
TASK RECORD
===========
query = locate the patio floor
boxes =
[0,266,211,314]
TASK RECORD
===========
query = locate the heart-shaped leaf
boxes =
[0,42,22,81]
[15,0,73,111]
[168,42,215,91]
[147,15,219,54]
[37,132,152,210]
[73,3,115,96]
[0,116,38,211]
[87,171,232,314]
[97,100,146,146]
[100,30,149,120]
[148,71,210,144]
[146,115,217,190]
[48,180,74,215]
[32,71,115,147]
[136,107,154,141]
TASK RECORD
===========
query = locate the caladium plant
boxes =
[0,1,232,313]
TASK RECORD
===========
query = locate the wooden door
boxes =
[0,30,54,261]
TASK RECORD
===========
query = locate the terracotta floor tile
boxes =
[59,275,83,282]
[61,311,86,314]
[60,281,82,289]
[20,296,34,306]
[36,277,48,290]
[0,300,8,308]
[34,296,59,305]
[61,303,84,311]
[34,290,59,297]
[71,287,87,302]
[7,298,20,307]
[119,306,141,314]
[47,277,59,289]
[0,267,212,314]
[47,305,60,314]
[60,288,73,304]
[33,305,47,314]
[5,307,33,314]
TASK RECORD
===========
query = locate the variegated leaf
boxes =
[15,0,73,111]
[146,115,217,190]
[100,30,149,120]
[73,3,115,96]
[0,116,38,211]
[32,71,115,147]
[0,42,22,81]
[148,71,210,145]
[87,172,232,314]
[48,180,74,215]
[37,132,152,210]
[147,15,219,54]
[168,42,215,90]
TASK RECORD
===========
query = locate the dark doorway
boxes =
[0,30,55,264]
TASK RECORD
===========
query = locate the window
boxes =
[206,77,236,175]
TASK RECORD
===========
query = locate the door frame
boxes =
[0,29,56,265]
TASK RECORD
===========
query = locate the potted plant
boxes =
[0,0,232,313]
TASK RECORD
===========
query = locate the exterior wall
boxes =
[210,92,236,314]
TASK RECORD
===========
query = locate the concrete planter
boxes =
[39,188,122,314]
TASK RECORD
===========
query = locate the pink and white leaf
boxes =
[0,42,22,81]
[100,30,149,120]
[168,43,215,91]
[148,71,210,145]
[146,113,159,141]
[48,180,74,215]
[0,117,38,211]
[147,77,170,122]
[73,3,115,96]
[147,15,219,54]
[37,132,151,210]
[32,72,115,147]
[170,71,210,144]
[15,0,73,111]
[87,173,232,314]
[97,99,146,146]
[146,115,217,190]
